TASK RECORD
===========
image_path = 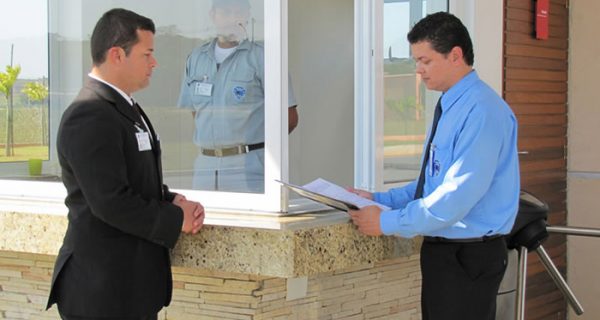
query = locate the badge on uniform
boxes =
[232,86,246,101]
[432,160,441,176]
[429,145,440,176]
[195,82,213,97]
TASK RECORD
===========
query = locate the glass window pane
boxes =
[172,0,267,194]
[0,0,287,212]
[382,0,447,186]
[0,0,49,172]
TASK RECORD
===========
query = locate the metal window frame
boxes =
[354,0,501,191]
[0,0,290,214]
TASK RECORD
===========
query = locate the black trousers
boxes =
[420,236,508,320]
[59,313,157,320]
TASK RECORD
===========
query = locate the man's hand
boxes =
[173,194,187,203]
[346,187,373,200]
[174,195,205,234]
[348,205,383,236]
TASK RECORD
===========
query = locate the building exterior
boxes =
[1,0,599,319]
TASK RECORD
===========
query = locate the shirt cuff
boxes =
[379,209,400,235]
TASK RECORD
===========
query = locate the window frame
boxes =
[0,0,503,213]
[0,0,290,214]
[176,0,290,213]
[353,0,503,192]
[354,0,384,193]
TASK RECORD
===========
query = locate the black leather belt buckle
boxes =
[247,142,265,151]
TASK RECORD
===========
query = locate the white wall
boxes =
[568,1,600,319]
[288,0,355,187]
[450,0,503,94]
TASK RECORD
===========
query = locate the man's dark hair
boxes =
[407,12,474,66]
[90,8,155,66]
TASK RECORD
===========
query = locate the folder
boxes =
[277,180,359,212]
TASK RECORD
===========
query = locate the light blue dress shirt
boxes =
[375,70,520,239]
[178,39,296,192]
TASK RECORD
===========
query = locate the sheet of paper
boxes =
[302,178,390,211]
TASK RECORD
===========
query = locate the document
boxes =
[278,178,390,212]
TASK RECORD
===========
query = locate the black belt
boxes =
[201,142,264,157]
[423,234,505,243]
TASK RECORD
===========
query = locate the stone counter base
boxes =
[0,250,421,320]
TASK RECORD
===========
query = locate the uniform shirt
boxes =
[375,70,519,239]
[177,38,296,148]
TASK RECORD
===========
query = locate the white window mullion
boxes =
[264,0,287,212]
[354,0,384,193]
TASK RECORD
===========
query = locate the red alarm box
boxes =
[536,0,549,40]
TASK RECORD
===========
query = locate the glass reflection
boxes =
[177,0,284,194]
[382,0,446,186]
[0,0,49,169]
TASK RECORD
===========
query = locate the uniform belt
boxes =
[423,234,505,243]
[201,143,264,157]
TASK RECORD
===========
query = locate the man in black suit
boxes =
[46,9,204,320]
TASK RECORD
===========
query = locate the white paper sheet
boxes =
[302,178,390,211]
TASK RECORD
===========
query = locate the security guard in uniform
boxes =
[177,0,298,193]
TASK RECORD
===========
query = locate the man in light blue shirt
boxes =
[178,0,298,193]
[349,12,519,320]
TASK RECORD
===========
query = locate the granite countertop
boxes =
[0,200,420,278]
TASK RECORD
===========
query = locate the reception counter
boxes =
[0,200,422,320]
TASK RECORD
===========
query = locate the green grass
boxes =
[0,105,49,162]
[0,106,48,144]
[0,145,48,163]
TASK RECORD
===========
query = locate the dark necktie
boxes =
[133,102,152,140]
[132,102,146,128]
[414,98,443,200]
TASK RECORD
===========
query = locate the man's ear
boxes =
[106,47,125,64]
[450,46,464,65]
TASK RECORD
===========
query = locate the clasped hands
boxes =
[346,187,383,236]
[173,194,205,234]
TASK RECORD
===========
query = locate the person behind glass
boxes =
[177,0,298,193]
[348,12,519,320]
[45,8,205,320]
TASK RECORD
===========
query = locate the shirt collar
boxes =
[440,69,479,112]
[88,73,134,106]
[201,38,252,54]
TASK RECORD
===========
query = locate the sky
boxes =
[0,0,48,79]
[384,2,411,59]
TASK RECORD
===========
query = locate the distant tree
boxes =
[22,81,49,145]
[22,81,48,103]
[0,64,21,156]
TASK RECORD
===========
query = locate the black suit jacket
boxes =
[46,78,184,317]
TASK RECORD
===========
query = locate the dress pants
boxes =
[420,236,508,320]
[59,313,157,320]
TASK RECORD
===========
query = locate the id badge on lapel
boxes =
[136,132,152,151]
[134,124,152,152]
